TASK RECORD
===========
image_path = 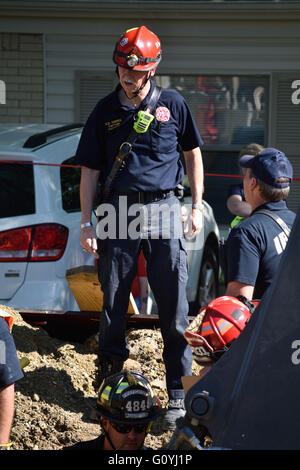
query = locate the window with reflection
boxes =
[60,156,81,213]
[155,75,267,146]
[155,74,268,225]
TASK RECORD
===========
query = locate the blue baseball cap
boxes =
[240,147,293,188]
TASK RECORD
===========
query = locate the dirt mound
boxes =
[2,305,201,450]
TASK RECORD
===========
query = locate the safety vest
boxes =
[0,310,14,332]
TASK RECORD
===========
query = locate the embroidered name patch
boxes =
[155,106,170,122]
[105,119,122,131]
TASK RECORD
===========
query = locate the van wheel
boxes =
[197,246,219,309]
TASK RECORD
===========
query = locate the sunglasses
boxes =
[110,421,148,434]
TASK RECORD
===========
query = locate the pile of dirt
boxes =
[2,305,202,450]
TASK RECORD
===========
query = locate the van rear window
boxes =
[60,156,81,213]
[0,162,35,218]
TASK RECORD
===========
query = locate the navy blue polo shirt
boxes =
[226,201,296,299]
[0,317,23,388]
[75,80,203,193]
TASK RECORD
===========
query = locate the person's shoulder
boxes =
[82,88,118,128]
[62,436,104,451]
[85,87,118,120]
[94,89,117,111]
[160,87,185,105]
[232,203,292,235]
[160,87,181,97]
[254,202,295,224]
[100,88,118,104]
[283,207,296,221]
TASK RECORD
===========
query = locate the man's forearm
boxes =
[225,281,254,300]
[0,384,15,445]
[183,147,204,204]
[183,147,204,236]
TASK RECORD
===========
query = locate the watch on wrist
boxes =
[81,222,92,229]
[192,203,204,212]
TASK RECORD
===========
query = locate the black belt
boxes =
[113,190,175,204]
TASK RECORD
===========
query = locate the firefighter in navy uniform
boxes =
[76,26,204,431]
[0,312,23,450]
[64,371,161,451]
[225,148,296,301]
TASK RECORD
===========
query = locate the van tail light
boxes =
[0,224,68,262]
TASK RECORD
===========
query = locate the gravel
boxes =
[2,305,201,450]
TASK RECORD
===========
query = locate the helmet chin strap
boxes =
[101,420,117,450]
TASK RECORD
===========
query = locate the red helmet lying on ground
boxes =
[184,296,259,365]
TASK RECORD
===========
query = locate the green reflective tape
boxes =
[116,382,129,394]
[101,385,112,401]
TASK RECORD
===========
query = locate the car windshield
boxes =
[0,162,35,218]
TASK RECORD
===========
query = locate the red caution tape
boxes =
[0,160,299,180]
[0,160,82,168]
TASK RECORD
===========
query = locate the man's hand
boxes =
[184,208,203,239]
[80,225,99,259]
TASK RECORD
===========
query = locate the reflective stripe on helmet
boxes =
[96,371,162,424]
[116,382,129,394]
[101,385,112,402]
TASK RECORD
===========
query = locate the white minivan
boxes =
[0,123,220,314]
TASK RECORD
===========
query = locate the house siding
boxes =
[0,33,44,123]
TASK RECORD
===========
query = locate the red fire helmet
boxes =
[184,296,259,365]
[113,26,162,71]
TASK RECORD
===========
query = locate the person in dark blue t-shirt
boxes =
[75,26,204,432]
[225,147,296,301]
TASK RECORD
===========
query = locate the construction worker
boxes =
[0,311,23,450]
[76,25,204,431]
[64,371,161,450]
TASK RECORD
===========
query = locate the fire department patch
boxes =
[155,106,170,122]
